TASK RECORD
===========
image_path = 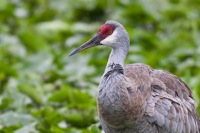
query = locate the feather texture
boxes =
[98,63,199,133]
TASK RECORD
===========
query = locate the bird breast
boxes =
[97,69,145,128]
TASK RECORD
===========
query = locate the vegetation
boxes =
[0,0,200,132]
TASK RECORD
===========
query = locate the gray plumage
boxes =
[69,20,199,133]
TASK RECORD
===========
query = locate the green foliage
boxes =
[90,124,101,133]
[0,0,200,132]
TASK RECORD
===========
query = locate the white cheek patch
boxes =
[100,30,118,46]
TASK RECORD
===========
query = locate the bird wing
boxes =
[124,63,199,133]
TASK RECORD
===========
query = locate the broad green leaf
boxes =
[18,84,43,106]
[18,29,49,52]
[90,124,101,133]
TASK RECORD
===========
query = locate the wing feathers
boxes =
[124,64,199,132]
[146,69,199,133]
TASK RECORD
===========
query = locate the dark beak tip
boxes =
[68,34,100,57]
[68,50,77,56]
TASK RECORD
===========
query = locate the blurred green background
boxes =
[0,0,200,132]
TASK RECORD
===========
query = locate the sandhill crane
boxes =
[69,21,199,133]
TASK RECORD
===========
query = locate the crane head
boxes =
[69,21,129,56]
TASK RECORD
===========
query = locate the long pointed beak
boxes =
[69,34,101,56]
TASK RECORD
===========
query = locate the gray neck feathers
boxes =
[103,45,129,77]
[102,24,130,78]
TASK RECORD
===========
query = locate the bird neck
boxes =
[103,46,128,76]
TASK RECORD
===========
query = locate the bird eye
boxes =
[107,30,113,35]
